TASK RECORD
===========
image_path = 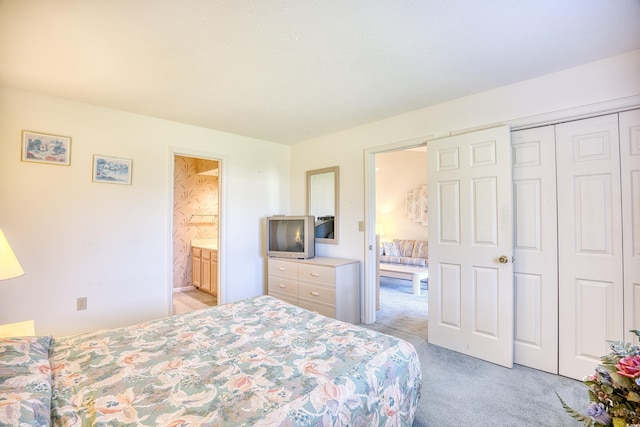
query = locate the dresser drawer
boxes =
[268,290,298,306]
[268,276,299,298]
[298,299,336,319]
[298,282,336,306]
[268,258,298,279]
[298,264,336,286]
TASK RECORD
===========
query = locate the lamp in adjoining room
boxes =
[0,229,24,280]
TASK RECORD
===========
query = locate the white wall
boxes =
[375,149,428,242]
[291,49,640,272]
[0,87,290,337]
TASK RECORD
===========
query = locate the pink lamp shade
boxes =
[0,229,24,280]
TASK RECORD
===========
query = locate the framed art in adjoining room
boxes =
[412,188,421,222]
[92,155,132,185]
[405,192,414,218]
[420,185,428,226]
[21,130,71,166]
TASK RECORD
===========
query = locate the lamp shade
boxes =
[0,229,24,280]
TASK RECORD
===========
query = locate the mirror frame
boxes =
[306,166,339,244]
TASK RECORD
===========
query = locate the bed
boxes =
[1,295,422,426]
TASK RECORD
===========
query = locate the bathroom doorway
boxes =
[171,153,221,314]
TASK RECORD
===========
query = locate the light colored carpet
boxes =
[375,278,428,338]
[364,277,587,427]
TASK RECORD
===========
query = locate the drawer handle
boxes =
[278,267,286,271]
[310,291,320,297]
[310,273,320,277]
[278,283,286,288]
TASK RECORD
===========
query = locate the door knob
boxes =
[498,255,509,264]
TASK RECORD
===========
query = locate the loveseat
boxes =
[380,239,428,268]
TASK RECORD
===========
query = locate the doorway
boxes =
[171,153,222,314]
[375,147,428,312]
[363,138,428,324]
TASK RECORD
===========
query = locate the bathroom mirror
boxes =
[307,166,339,244]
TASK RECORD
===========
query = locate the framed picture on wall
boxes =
[92,155,133,185]
[420,185,428,226]
[405,192,414,219]
[21,130,71,166]
[412,188,421,222]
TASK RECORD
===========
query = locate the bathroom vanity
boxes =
[191,240,218,297]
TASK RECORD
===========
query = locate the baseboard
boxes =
[173,285,196,293]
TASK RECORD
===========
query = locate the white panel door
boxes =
[557,114,623,380]
[511,126,558,374]
[428,126,514,368]
[621,109,640,343]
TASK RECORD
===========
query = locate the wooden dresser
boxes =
[267,257,360,324]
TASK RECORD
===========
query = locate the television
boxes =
[266,215,315,259]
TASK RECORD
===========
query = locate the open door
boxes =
[427,126,514,368]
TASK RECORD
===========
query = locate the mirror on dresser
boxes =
[306,166,339,244]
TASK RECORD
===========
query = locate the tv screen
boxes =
[266,215,315,259]
[268,219,305,252]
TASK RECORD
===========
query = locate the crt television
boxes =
[266,215,315,259]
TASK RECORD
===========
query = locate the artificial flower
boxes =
[617,356,640,379]
[558,330,640,427]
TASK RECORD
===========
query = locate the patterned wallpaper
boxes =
[173,156,219,289]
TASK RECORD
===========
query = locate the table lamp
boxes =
[0,229,24,280]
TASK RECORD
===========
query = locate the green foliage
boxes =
[556,393,595,426]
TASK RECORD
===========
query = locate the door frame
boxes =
[361,95,640,327]
[167,147,228,315]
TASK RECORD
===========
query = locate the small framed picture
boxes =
[412,188,421,222]
[405,192,414,219]
[92,155,132,185]
[420,185,429,226]
[21,130,71,165]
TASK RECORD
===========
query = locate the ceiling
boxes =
[1,1,639,145]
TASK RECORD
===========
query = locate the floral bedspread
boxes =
[0,336,52,426]
[49,295,422,426]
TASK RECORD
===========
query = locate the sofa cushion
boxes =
[380,255,402,264]
[382,241,400,257]
[402,257,427,267]
[411,240,428,259]
[379,256,427,268]
[394,239,415,257]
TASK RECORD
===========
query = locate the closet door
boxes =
[511,126,558,374]
[621,109,640,343]
[557,114,623,380]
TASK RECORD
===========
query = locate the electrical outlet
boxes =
[358,221,365,231]
[77,297,87,311]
